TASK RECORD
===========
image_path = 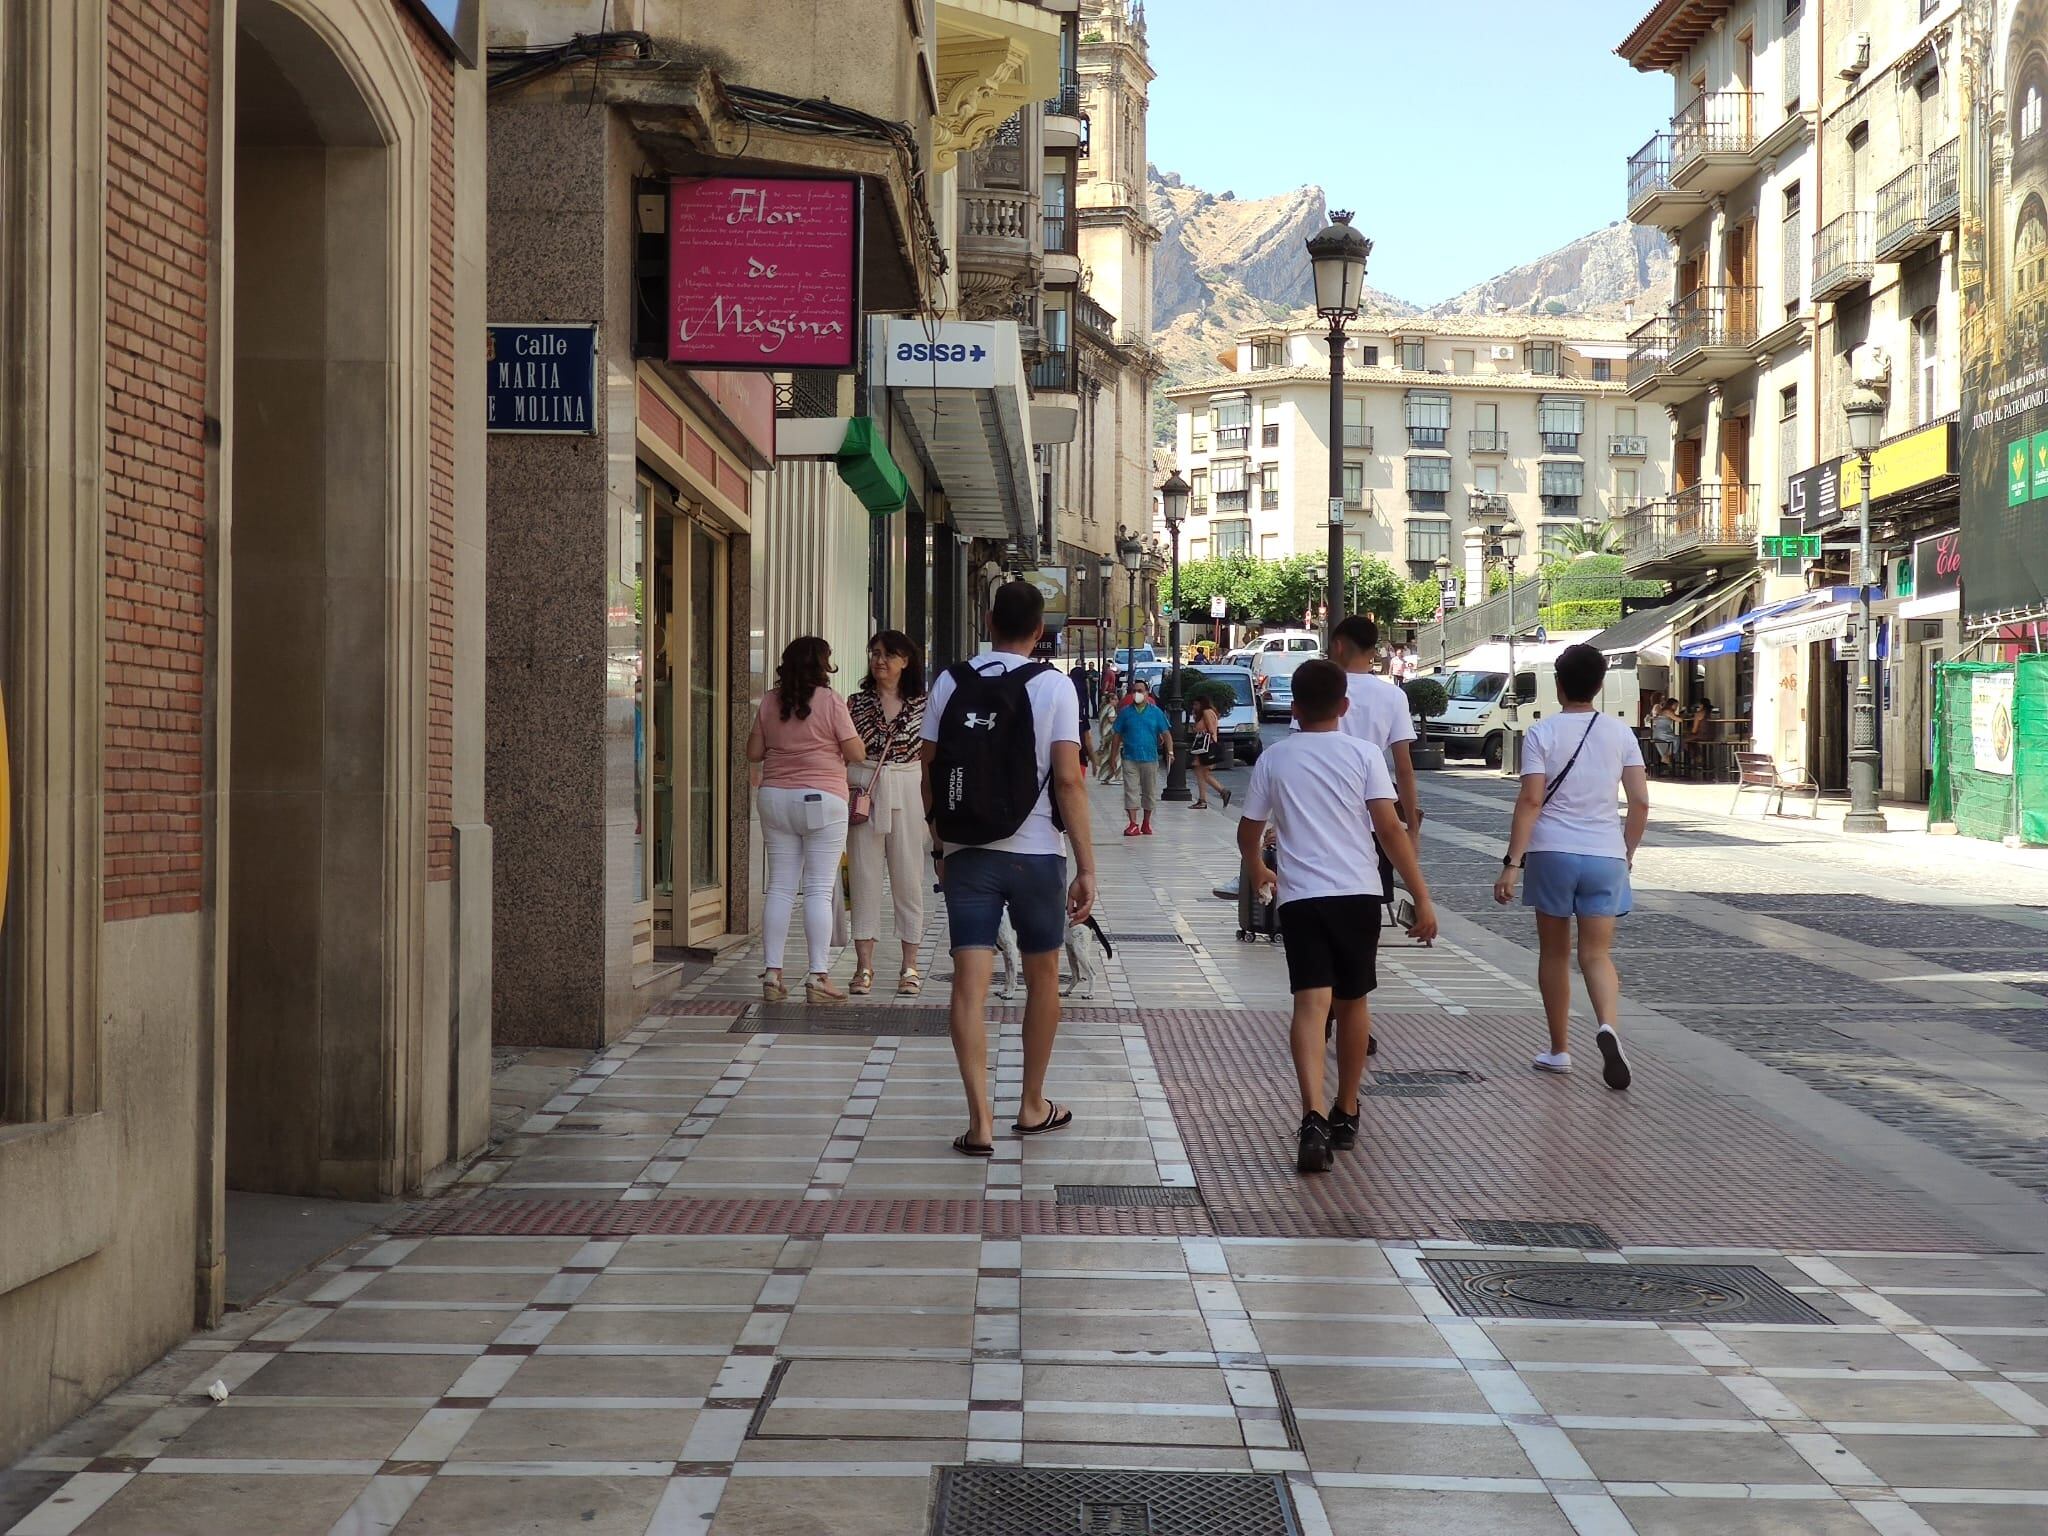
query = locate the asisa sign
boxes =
[667,177,860,371]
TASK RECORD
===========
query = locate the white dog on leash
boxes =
[992,911,1113,1000]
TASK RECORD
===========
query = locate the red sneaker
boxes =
[1123,823,1142,837]
[1141,819,1155,836]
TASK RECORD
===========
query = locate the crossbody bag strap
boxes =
[1540,714,1601,806]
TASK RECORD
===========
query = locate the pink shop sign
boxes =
[667,176,860,371]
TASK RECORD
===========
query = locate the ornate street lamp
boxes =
[1117,529,1144,695]
[1311,559,1328,629]
[1305,210,1372,645]
[1159,473,1193,802]
[1843,384,1889,834]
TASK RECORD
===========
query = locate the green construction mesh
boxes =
[1931,658,2048,846]
[2018,654,2048,847]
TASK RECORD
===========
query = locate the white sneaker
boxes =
[1533,1051,1573,1074]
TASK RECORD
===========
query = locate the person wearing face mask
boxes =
[1111,679,1173,836]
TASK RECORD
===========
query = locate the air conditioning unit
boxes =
[1838,31,1870,79]
[1490,345,1516,360]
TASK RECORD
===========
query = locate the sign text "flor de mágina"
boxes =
[668,177,860,372]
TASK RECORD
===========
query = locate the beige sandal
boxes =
[806,974,847,1003]
[896,967,923,996]
[761,971,789,1003]
[850,967,874,996]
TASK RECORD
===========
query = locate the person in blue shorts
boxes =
[1493,643,1651,1090]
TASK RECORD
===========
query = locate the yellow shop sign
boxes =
[1841,420,1957,510]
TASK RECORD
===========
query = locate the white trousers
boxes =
[758,785,849,975]
[849,762,928,945]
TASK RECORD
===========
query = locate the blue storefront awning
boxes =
[1676,588,1859,661]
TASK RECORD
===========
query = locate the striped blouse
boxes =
[849,689,927,766]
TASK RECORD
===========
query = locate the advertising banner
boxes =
[667,177,860,371]
[1974,671,2017,775]
[1026,568,1070,633]
[1960,1,2048,626]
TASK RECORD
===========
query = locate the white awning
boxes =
[884,318,1037,551]
[1900,590,1960,620]
[1755,603,1851,648]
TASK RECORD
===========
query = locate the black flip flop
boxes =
[952,1133,995,1157]
[1013,1103,1073,1136]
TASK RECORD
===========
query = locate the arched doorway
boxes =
[226,0,403,1200]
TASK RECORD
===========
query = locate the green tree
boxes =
[1401,577,1444,623]
[1547,521,1625,558]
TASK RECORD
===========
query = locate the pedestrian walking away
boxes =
[1494,642,1651,1089]
[748,636,866,1004]
[921,580,1096,1158]
[1112,678,1172,835]
[1237,659,1438,1175]
[847,630,930,998]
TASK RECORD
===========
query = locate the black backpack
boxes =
[930,659,1060,846]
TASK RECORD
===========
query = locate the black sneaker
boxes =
[1328,1104,1360,1150]
[1297,1112,1333,1174]
[1596,1027,1632,1091]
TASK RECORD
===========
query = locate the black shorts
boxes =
[1278,895,1382,999]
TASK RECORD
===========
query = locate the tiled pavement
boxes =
[12,774,2048,1534]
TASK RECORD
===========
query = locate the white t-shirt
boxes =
[1522,711,1644,860]
[922,651,1080,857]
[1290,672,1416,761]
[1241,731,1396,904]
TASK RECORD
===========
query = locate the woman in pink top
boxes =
[747,636,866,1002]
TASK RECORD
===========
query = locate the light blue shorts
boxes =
[1522,851,1632,919]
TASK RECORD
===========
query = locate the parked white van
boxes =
[1247,629,1323,713]
[1427,641,1637,768]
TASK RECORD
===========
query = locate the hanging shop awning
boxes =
[834,416,908,516]
[882,317,1037,553]
[1588,576,1750,664]
[1677,587,1860,660]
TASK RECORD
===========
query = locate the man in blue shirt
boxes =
[1112,680,1173,836]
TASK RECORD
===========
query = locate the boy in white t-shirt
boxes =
[1238,660,1439,1174]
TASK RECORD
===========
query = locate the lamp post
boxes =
[1159,473,1192,802]
[1311,559,1328,630]
[1433,554,1453,674]
[1306,210,1372,646]
[1117,530,1144,699]
[1487,524,1525,774]
[1843,385,1889,834]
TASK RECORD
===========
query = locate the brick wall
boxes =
[400,5,458,883]
[104,0,211,921]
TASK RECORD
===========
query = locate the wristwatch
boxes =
[1501,853,1522,869]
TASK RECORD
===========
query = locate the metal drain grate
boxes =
[931,1467,1300,1536]
[1106,932,1187,944]
[1057,1185,1203,1208]
[1422,1260,1833,1324]
[1361,1084,1446,1098]
[1457,1219,1618,1250]
[1371,1068,1484,1086]
[732,1002,953,1035]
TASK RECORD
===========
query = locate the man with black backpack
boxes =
[921,582,1097,1158]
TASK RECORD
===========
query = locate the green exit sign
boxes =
[1762,534,1821,559]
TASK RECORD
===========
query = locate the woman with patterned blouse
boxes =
[847,631,931,995]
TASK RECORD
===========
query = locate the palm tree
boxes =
[1550,521,1625,558]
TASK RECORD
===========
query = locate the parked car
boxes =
[1113,647,1158,669]
[1258,669,1296,722]
[1189,665,1262,763]
[1248,629,1323,706]
[1223,646,1256,670]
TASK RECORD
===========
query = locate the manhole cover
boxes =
[732,1003,952,1035]
[1372,1069,1483,1086]
[932,1467,1300,1536]
[1056,1185,1203,1208]
[1423,1260,1832,1324]
[1457,1219,1618,1250]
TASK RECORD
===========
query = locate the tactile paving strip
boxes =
[930,1467,1300,1536]
[388,1195,1215,1239]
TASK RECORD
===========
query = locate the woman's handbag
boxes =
[847,766,876,827]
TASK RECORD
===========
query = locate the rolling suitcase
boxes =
[1235,844,1280,943]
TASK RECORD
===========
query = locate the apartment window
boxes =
[1591,358,1612,382]
[1404,389,1450,447]
[1474,464,1500,496]
[1250,339,1285,370]
[1406,520,1451,565]
[1615,467,1639,506]
[1260,532,1279,558]
[1542,523,1580,558]
[1913,307,1940,425]
[1359,343,1380,367]
[1260,463,1280,510]
[1848,123,1870,209]
[1189,467,1208,513]
[1213,460,1248,512]
[1454,348,1475,374]
[1214,395,1250,450]
[1407,454,1450,512]
[1261,421,1279,447]
[1526,342,1559,375]
[1342,462,1366,508]
[1617,406,1637,435]
[1213,519,1252,558]
[1191,412,1209,451]
[1399,339,1425,371]
[1538,396,1585,453]
[1342,397,1368,448]
[1539,460,1584,513]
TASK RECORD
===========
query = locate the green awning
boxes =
[835,416,907,516]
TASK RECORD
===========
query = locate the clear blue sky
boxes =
[1146,0,1670,307]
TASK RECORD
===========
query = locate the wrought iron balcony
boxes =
[1926,138,1960,230]
[1215,489,1248,513]
[1075,292,1117,342]
[1216,426,1249,451]
[1625,133,1707,227]
[1671,285,1759,365]
[1615,500,1672,575]
[1813,209,1874,301]
[1671,91,1759,191]
[1617,484,1758,575]
[1608,434,1648,457]
[1875,163,1932,261]
[1030,348,1073,392]
[1627,317,1675,389]
[1343,424,1372,450]
[1042,207,1075,258]
[1469,429,1509,454]
[1045,68,1081,118]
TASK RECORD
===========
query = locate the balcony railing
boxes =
[1615,500,1672,569]
[1672,285,1759,360]
[960,188,1034,243]
[1030,349,1072,391]
[1813,210,1874,300]
[1045,67,1081,118]
[1075,291,1117,341]
[1042,208,1075,256]
[1216,426,1249,451]
[1627,132,1674,209]
[1670,481,1758,553]
[1628,317,1675,379]
[1926,138,1960,229]
[1469,429,1509,454]
[1672,90,1758,170]
[1261,488,1279,510]
[1406,426,1447,448]
[1875,164,1926,258]
[1541,431,1583,454]
[1608,434,1648,457]
[1215,489,1248,513]
[1342,424,1372,450]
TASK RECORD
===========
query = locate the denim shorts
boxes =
[942,849,1068,955]
[1522,851,1633,919]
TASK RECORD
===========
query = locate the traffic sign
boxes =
[1210,593,1227,618]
